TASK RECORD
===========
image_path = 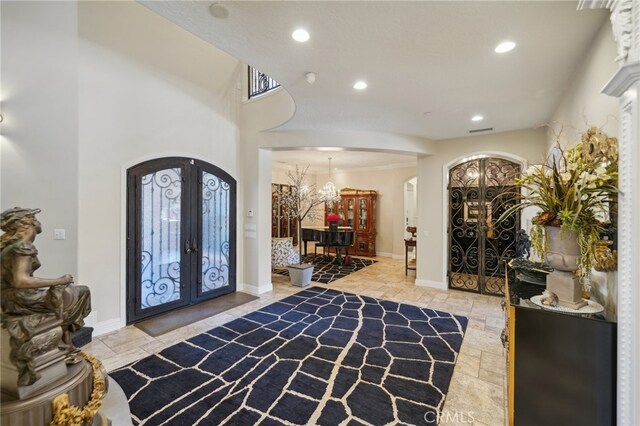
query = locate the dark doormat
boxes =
[134,292,259,337]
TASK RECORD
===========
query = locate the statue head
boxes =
[0,207,42,239]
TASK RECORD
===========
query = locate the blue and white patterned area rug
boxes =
[111,287,468,425]
[274,254,376,284]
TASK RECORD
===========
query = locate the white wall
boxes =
[272,166,294,187]
[548,21,619,148]
[1,1,241,332]
[416,128,548,288]
[72,2,240,331]
[547,19,619,320]
[1,1,79,278]
[1,0,246,335]
[240,89,296,295]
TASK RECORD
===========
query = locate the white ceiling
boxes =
[140,1,607,168]
[272,150,417,174]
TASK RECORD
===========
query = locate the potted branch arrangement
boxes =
[277,165,329,287]
[499,126,618,308]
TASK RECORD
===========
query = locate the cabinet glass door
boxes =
[358,198,368,230]
[347,199,355,227]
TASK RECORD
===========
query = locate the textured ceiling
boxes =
[141,1,608,141]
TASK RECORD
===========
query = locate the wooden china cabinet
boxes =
[325,188,377,257]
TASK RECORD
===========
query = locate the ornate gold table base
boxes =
[1,360,93,425]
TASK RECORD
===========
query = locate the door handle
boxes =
[185,240,192,254]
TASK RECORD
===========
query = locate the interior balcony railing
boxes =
[248,65,280,99]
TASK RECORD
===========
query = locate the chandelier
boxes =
[319,157,341,203]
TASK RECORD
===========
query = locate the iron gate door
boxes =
[448,157,520,295]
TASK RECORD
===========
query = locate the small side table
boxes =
[405,239,416,275]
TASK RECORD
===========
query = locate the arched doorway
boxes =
[404,176,417,236]
[447,157,520,295]
[126,157,236,323]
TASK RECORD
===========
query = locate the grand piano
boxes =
[301,226,355,263]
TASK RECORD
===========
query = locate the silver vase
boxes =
[545,226,587,309]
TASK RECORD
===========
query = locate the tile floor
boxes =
[84,256,507,426]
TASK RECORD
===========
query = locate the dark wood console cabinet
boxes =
[505,265,616,426]
[326,188,377,257]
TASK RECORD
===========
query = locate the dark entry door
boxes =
[447,157,520,296]
[127,157,236,323]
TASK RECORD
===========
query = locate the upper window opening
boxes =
[248,65,280,99]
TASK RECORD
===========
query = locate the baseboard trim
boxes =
[415,279,448,290]
[241,282,273,295]
[93,318,125,337]
[375,252,404,260]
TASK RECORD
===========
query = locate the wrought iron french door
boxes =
[126,158,236,323]
[448,157,520,296]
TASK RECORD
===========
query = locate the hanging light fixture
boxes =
[319,157,341,202]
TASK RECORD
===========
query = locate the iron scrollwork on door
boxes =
[140,167,183,309]
[448,158,520,296]
[201,172,231,292]
[127,157,237,324]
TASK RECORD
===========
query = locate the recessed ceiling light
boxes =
[471,115,484,122]
[292,29,310,42]
[353,81,367,90]
[208,3,229,19]
[495,41,516,53]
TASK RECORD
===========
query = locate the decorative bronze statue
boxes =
[515,229,531,259]
[1,207,91,388]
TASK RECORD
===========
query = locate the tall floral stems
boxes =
[277,165,329,262]
[498,127,619,283]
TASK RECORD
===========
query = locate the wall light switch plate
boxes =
[53,229,66,240]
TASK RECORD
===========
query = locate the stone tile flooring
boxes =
[85,256,506,426]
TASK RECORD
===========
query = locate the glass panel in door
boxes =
[359,198,368,230]
[482,158,521,294]
[347,199,354,227]
[140,167,183,310]
[200,171,231,294]
[448,160,481,292]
